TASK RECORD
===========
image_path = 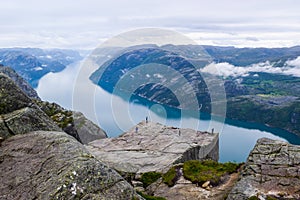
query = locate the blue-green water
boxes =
[37,62,300,163]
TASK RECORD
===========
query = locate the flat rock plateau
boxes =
[87,121,219,174]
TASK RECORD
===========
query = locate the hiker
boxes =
[135,127,138,133]
[146,116,148,123]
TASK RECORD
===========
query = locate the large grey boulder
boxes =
[87,121,219,174]
[73,111,107,144]
[0,131,141,200]
[227,138,300,200]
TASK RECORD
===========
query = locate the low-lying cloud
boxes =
[200,56,300,78]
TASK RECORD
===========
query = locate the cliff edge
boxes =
[87,121,219,174]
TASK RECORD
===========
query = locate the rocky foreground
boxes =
[0,73,141,199]
[87,121,219,174]
[228,138,300,200]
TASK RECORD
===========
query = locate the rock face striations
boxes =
[227,138,300,200]
[87,121,219,174]
[0,73,141,200]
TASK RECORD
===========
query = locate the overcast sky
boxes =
[1,0,300,49]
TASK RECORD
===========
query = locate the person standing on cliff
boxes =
[146,116,148,123]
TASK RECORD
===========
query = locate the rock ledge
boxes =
[87,121,219,174]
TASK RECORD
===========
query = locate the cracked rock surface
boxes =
[0,131,140,200]
[227,138,300,200]
[87,121,219,174]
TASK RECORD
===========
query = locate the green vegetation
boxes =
[183,160,240,186]
[227,96,300,136]
[140,172,162,188]
[136,191,166,200]
[241,72,300,97]
[51,111,73,129]
[34,100,74,129]
[248,196,259,200]
[131,196,139,200]
[162,165,181,187]
[266,196,278,200]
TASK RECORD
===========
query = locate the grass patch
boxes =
[183,160,240,186]
[136,191,166,200]
[266,196,278,200]
[248,196,259,200]
[162,166,181,187]
[141,172,162,188]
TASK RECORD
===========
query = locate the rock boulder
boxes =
[227,138,300,200]
[0,131,141,200]
[73,111,107,144]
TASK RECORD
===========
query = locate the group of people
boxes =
[135,116,149,133]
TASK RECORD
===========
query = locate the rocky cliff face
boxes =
[1,65,107,144]
[0,65,40,99]
[0,73,141,200]
[227,138,300,200]
[87,121,219,175]
[0,73,61,140]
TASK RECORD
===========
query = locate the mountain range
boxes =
[0,48,82,87]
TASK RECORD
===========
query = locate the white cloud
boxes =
[201,58,300,78]
[286,56,300,67]
[201,62,247,77]
[1,0,300,49]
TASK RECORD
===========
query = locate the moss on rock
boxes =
[141,171,162,188]
[136,191,166,200]
[183,160,240,186]
[162,165,181,187]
